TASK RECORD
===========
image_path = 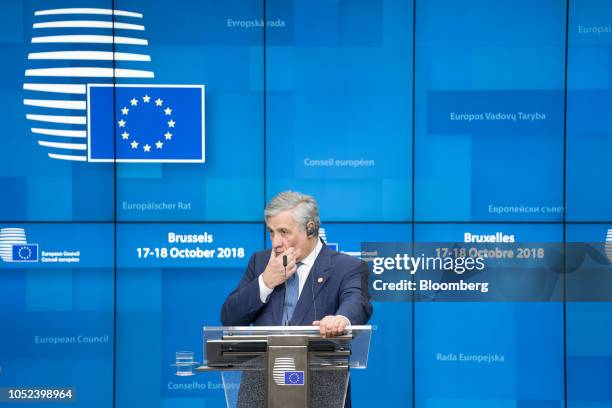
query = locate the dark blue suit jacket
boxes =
[221,243,372,407]
[221,242,373,327]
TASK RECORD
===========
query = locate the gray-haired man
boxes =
[221,190,372,336]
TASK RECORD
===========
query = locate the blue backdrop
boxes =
[1,0,611,407]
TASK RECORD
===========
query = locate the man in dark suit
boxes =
[221,191,372,406]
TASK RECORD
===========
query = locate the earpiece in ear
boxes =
[306,223,315,237]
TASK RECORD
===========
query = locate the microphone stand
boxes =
[282,255,289,326]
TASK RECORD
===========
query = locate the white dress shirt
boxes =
[258,239,322,303]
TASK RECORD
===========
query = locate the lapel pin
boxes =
[317,277,323,284]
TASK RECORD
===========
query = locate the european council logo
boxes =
[272,357,304,386]
[0,228,38,263]
[319,227,339,252]
[319,227,364,258]
[23,6,205,163]
[87,85,204,162]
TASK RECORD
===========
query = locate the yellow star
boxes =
[121,107,129,115]
[168,120,175,128]
[143,144,151,152]
[155,98,163,106]
[155,140,163,149]
[164,107,172,115]
[143,95,151,103]
[118,119,126,127]
[130,98,138,106]
[164,132,172,140]
[130,140,138,149]
[121,131,129,140]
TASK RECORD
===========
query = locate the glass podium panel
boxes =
[198,325,372,408]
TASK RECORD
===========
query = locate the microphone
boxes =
[282,255,289,326]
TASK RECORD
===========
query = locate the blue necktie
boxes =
[284,262,302,324]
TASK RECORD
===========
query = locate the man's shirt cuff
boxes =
[258,274,274,303]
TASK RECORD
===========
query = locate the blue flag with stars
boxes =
[87,85,205,162]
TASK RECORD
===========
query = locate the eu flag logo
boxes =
[11,244,38,262]
[284,371,304,385]
[87,85,205,163]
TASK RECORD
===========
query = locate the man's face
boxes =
[266,210,313,261]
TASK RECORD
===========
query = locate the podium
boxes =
[196,325,372,408]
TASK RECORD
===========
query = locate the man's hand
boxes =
[261,248,296,289]
[313,315,350,337]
